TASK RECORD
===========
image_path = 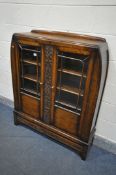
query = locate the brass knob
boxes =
[40,82,43,85]
[51,86,55,89]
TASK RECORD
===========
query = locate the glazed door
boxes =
[51,47,90,136]
[14,42,43,120]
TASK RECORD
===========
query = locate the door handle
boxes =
[51,86,55,89]
[40,82,44,85]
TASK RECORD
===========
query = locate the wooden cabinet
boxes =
[11,30,109,160]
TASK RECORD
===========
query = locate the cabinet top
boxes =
[13,30,108,49]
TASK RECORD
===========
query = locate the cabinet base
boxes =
[13,110,93,160]
[14,112,20,126]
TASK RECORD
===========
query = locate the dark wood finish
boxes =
[11,30,108,160]
[54,108,80,135]
[20,94,40,119]
[43,45,53,124]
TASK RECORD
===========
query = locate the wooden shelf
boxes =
[58,68,86,78]
[22,74,38,82]
[20,87,39,96]
[55,100,75,109]
[57,84,84,96]
[20,91,40,100]
[55,104,81,116]
[22,59,41,66]
[55,100,81,111]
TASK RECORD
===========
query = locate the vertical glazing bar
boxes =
[76,61,85,112]
[36,47,40,97]
[50,48,57,123]
[40,46,45,120]
[76,57,88,112]
[20,45,25,89]
[57,51,63,102]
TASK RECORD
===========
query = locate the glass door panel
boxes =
[55,50,89,116]
[19,44,41,98]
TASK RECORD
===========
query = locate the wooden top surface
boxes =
[14,30,107,48]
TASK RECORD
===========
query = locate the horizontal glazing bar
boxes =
[20,91,40,100]
[20,87,40,96]
[20,59,38,65]
[55,100,81,111]
[22,48,41,53]
[58,54,84,62]
[55,105,80,116]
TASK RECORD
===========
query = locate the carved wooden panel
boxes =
[43,45,53,123]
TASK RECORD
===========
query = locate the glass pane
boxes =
[78,96,83,109]
[23,79,37,92]
[55,50,89,115]
[23,64,37,78]
[56,90,77,107]
[21,45,41,63]
[21,79,40,96]
[56,90,81,114]
[57,72,84,91]
[58,57,83,73]
[19,44,41,98]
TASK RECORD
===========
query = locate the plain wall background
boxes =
[0,0,116,143]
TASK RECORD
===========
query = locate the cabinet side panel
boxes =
[79,51,102,142]
[11,37,21,110]
[91,48,109,132]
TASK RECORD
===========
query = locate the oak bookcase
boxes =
[11,30,108,160]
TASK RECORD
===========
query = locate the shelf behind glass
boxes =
[55,90,83,115]
[20,79,40,97]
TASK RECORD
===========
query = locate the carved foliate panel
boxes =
[43,45,53,123]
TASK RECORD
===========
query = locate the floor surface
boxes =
[0,103,116,175]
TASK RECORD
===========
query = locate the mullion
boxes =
[36,47,40,97]
[57,55,63,103]
[20,46,25,90]
[75,61,85,111]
